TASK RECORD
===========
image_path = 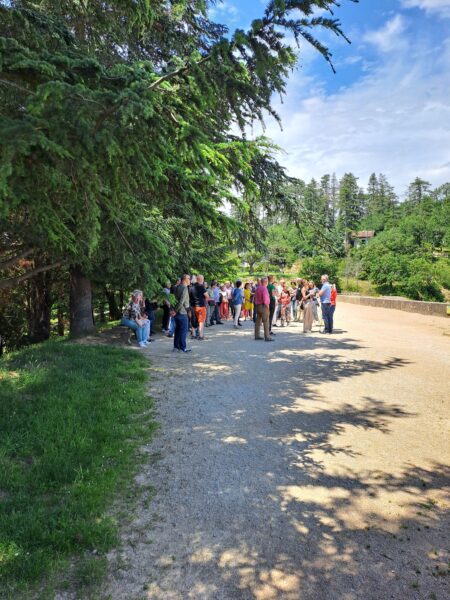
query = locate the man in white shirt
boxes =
[319,274,333,334]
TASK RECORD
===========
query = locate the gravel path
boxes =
[105,303,450,600]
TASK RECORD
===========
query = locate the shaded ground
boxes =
[105,304,450,600]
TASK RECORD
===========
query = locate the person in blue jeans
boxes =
[167,314,175,338]
[232,280,244,329]
[209,281,223,325]
[171,274,192,353]
[290,281,298,321]
[318,274,333,334]
[121,290,151,348]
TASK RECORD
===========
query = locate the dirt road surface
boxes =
[105,303,450,600]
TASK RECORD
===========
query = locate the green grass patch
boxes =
[0,340,154,596]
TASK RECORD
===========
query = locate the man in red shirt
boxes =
[253,277,274,342]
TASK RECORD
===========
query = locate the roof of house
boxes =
[351,230,375,239]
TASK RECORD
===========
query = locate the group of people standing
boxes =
[252,274,336,342]
[121,274,337,351]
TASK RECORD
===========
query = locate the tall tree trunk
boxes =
[28,271,52,343]
[69,266,95,337]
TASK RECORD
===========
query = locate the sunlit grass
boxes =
[0,340,154,596]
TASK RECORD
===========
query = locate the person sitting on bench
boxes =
[121,290,150,348]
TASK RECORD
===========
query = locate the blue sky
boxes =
[209,0,450,196]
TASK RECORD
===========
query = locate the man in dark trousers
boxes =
[253,277,273,342]
[171,273,192,352]
[319,274,333,334]
[267,275,277,336]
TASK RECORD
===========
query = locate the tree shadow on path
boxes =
[132,329,449,600]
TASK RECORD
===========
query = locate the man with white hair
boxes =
[319,274,333,334]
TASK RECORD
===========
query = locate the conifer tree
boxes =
[378,173,398,212]
[338,173,363,232]
[358,186,367,218]
[406,177,432,205]
[329,172,339,226]
[366,173,379,217]
[362,173,397,230]
[320,174,335,228]
[304,179,321,214]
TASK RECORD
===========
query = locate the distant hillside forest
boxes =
[238,173,450,302]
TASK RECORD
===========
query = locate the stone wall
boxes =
[339,294,449,318]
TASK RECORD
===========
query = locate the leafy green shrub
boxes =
[401,258,444,301]
[433,258,450,290]
[367,252,409,290]
[363,237,444,300]
[360,214,449,301]
[343,279,361,293]
[301,256,340,286]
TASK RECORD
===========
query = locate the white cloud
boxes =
[401,0,450,18]
[344,55,364,65]
[363,14,406,52]
[209,1,240,24]
[248,30,450,195]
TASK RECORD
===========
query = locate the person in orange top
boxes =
[330,283,337,328]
